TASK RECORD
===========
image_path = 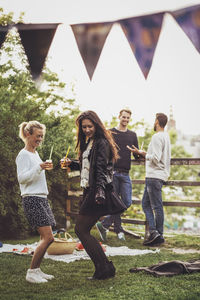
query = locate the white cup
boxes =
[45,159,53,170]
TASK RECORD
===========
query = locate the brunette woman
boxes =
[63,110,124,280]
[16,121,56,283]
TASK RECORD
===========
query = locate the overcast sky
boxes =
[1,0,200,135]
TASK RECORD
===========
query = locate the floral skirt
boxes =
[22,196,56,229]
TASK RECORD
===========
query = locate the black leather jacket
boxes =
[70,137,113,190]
[88,137,113,189]
[69,137,125,216]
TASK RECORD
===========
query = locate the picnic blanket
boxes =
[129,259,200,276]
[0,243,160,263]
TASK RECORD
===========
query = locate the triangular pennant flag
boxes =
[16,23,59,80]
[0,26,9,49]
[71,22,113,80]
[171,4,200,53]
[120,12,165,78]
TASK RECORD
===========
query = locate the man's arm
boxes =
[132,133,140,159]
[145,135,163,164]
[127,145,146,158]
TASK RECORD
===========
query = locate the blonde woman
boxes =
[16,121,56,283]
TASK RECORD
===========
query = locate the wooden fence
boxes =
[66,158,200,238]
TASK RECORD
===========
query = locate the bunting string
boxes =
[0,4,200,80]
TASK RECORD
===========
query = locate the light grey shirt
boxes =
[145,131,171,182]
[16,149,48,197]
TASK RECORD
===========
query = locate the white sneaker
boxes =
[37,268,54,280]
[26,269,48,283]
[118,232,125,241]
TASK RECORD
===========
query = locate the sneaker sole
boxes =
[41,275,54,280]
[143,234,160,245]
[148,238,165,247]
[26,277,47,283]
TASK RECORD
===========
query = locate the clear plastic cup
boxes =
[45,159,53,170]
[60,158,67,169]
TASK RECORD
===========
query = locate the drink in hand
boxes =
[45,159,53,170]
[61,158,67,169]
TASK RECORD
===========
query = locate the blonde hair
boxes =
[119,108,132,116]
[19,121,46,143]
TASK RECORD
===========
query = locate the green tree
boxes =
[0,9,80,238]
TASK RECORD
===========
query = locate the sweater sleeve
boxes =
[146,134,163,165]
[132,133,140,160]
[16,153,43,184]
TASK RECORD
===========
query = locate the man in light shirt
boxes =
[128,113,171,246]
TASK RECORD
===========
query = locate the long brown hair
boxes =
[75,110,118,162]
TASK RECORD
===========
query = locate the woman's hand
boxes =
[60,157,71,169]
[40,161,53,170]
[95,186,106,205]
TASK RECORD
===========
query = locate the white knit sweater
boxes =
[16,149,48,197]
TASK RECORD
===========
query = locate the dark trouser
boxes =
[75,214,109,269]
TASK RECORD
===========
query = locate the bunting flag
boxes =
[71,22,113,79]
[0,26,9,50]
[119,12,165,78]
[16,23,59,80]
[1,4,200,82]
[171,4,200,53]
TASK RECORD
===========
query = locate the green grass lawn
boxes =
[1,228,200,300]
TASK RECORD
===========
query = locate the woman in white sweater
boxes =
[16,121,56,283]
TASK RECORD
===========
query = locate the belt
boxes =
[114,169,129,174]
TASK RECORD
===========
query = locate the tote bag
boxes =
[105,184,127,215]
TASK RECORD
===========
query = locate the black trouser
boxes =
[75,214,109,269]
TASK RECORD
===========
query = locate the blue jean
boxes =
[142,178,164,235]
[101,172,132,233]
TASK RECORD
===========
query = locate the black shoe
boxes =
[87,261,116,280]
[149,235,165,246]
[143,231,160,246]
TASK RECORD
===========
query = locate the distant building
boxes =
[167,105,176,131]
[167,106,200,157]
